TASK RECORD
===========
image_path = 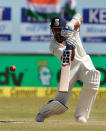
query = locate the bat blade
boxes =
[58,65,70,92]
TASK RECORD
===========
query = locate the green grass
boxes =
[0,97,106,131]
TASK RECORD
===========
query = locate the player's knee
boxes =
[83,69,101,90]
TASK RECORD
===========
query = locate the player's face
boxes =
[52,28,61,35]
[52,28,66,43]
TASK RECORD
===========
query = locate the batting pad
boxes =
[39,100,68,118]
[83,69,100,89]
[75,70,100,119]
[75,87,97,119]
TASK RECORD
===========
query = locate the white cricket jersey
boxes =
[49,13,95,70]
[49,33,94,70]
[49,30,87,62]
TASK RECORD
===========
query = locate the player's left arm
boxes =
[49,41,75,61]
[67,13,83,31]
[74,17,83,31]
[49,41,65,60]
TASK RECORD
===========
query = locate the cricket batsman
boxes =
[36,13,101,123]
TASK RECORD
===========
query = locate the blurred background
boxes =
[0,0,106,98]
[0,0,106,130]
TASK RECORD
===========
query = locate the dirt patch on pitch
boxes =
[0,120,106,126]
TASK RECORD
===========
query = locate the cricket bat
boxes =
[58,49,72,92]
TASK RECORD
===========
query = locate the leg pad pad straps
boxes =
[39,100,68,118]
[83,69,100,89]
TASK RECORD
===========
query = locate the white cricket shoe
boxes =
[76,116,87,123]
[35,113,45,122]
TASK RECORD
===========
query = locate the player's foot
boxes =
[35,113,45,122]
[76,116,87,123]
